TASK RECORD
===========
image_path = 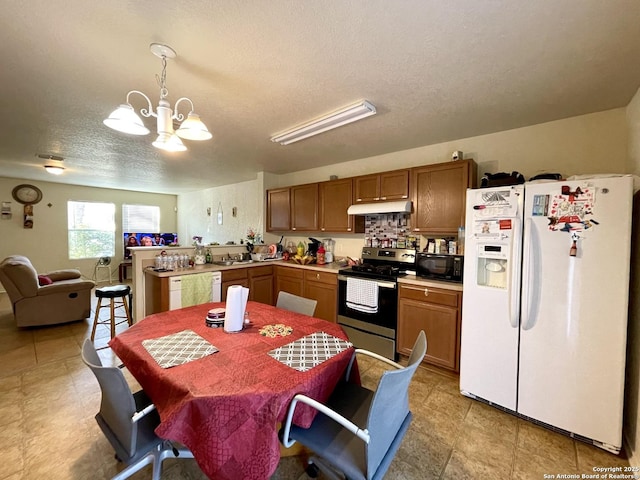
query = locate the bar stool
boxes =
[91,284,133,343]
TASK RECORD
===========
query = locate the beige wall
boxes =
[177,174,265,248]
[625,87,640,465]
[0,177,177,280]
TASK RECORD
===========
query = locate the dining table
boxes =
[109,300,356,480]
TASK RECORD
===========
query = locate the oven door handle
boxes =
[338,275,397,289]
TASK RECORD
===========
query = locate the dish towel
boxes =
[268,331,352,372]
[142,329,218,368]
[181,272,213,308]
[346,277,379,314]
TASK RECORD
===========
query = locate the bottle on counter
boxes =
[205,249,212,264]
[316,244,326,265]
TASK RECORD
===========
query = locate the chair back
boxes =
[365,331,427,477]
[81,339,139,459]
[276,291,317,316]
[0,255,39,301]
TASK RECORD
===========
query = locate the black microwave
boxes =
[416,253,463,283]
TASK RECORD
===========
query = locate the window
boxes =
[122,204,160,232]
[68,201,115,259]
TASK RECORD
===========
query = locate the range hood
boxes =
[347,200,412,215]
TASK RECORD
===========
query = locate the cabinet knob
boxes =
[380,196,386,200]
[316,273,320,280]
[292,227,296,231]
[374,197,380,201]
[321,228,325,231]
[424,288,429,297]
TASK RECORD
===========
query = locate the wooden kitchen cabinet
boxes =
[248,265,274,305]
[291,183,319,231]
[303,270,338,322]
[221,269,249,301]
[266,188,291,231]
[397,283,461,371]
[353,169,409,203]
[319,178,364,233]
[410,159,477,235]
[275,266,304,297]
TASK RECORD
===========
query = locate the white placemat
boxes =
[142,329,218,368]
[268,331,352,372]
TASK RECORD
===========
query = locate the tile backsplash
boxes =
[364,214,419,249]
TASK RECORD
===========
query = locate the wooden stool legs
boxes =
[90,293,133,342]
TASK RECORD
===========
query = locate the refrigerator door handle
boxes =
[508,219,521,328]
[521,218,541,331]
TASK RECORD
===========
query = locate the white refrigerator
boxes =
[460,176,634,453]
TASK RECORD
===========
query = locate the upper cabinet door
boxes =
[291,183,319,231]
[353,174,380,202]
[319,178,354,232]
[266,188,291,232]
[379,169,409,200]
[353,169,409,202]
[410,160,477,235]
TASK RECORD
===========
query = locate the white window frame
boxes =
[68,201,115,259]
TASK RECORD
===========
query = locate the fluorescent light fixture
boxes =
[270,100,376,145]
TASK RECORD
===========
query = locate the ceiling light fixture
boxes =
[103,43,212,152]
[44,165,65,175]
[270,100,376,146]
[37,154,65,175]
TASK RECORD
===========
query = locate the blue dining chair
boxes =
[279,330,427,480]
[81,339,194,480]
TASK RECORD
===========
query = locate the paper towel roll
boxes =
[224,285,249,332]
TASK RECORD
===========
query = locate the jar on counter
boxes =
[316,244,326,265]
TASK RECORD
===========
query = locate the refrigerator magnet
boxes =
[531,195,549,216]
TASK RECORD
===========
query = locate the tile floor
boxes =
[0,287,631,480]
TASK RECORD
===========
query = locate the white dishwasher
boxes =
[168,272,222,310]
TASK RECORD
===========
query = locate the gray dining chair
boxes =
[279,330,427,480]
[276,291,318,316]
[81,339,194,480]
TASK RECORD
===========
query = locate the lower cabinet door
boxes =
[398,298,459,371]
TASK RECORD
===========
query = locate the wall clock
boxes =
[12,184,43,205]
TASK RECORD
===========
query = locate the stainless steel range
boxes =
[337,247,416,360]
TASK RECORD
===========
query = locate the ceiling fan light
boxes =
[103,104,150,135]
[44,165,65,175]
[152,132,187,152]
[176,112,212,141]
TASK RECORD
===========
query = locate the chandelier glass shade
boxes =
[103,43,211,152]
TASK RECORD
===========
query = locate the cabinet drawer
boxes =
[277,266,304,279]
[304,270,337,285]
[248,265,273,278]
[398,284,459,307]
[222,269,248,282]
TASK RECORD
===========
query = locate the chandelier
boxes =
[103,43,211,152]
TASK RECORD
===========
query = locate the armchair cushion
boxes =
[47,269,82,281]
[38,275,53,286]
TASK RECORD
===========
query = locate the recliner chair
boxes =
[280,330,427,480]
[0,255,95,327]
[81,339,194,480]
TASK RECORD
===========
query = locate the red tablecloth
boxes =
[110,301,355,480]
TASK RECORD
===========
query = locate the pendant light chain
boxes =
[156,55,169,100]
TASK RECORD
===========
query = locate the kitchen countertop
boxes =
[398,274,464,292]
[144,259,344,277]
[144,261,464,291]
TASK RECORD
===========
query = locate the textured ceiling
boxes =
[1,1,640,194]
